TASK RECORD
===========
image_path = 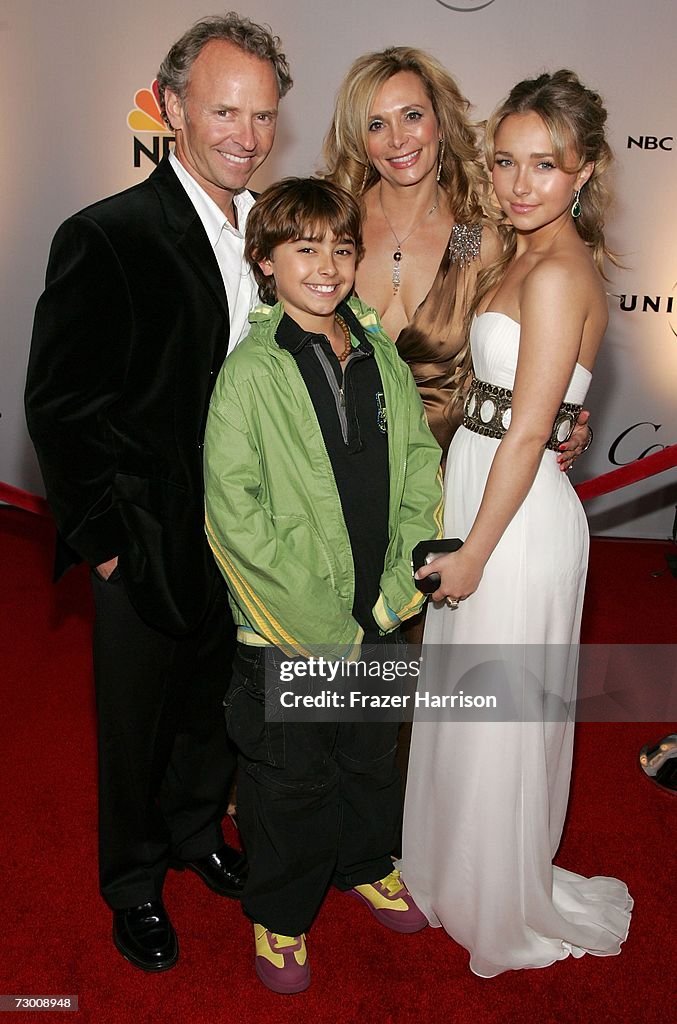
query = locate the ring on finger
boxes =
[445,596,460,610]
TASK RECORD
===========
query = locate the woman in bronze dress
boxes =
[324,47,497,455]
[323,46,590,464]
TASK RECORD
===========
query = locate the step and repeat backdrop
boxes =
[2,0,675,536]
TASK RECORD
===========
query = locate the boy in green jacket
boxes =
[204,178,442,994]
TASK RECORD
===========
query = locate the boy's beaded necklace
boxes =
[334,314,352,362]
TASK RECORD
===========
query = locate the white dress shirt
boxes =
[169,152,258,352]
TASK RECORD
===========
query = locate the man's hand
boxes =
[557,409,592,472]
[95,556,119,580]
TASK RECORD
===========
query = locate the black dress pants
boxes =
[226,644,401,936]
[91,568,236,909]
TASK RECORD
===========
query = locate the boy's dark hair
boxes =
[246,177,364,305]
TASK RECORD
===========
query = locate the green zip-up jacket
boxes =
[204,296,443,658]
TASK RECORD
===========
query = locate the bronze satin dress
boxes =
[394,222,483,457]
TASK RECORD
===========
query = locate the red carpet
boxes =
[1,506,675,1024]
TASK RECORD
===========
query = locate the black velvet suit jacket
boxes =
[26,158,240,635]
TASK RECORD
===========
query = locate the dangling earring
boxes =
[360,165,370,194]
[571,188,582,219]
[436,138,445,183]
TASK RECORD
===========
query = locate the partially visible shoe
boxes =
[178,843,247,898]
[254,924,310,994]
[348,869,428,934]
[651,757,677,794]
[639,734,677,777]
[112,900,178,972]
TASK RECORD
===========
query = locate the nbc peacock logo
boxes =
[127,80,174,168]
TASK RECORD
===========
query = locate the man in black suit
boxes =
[25,13,292,972]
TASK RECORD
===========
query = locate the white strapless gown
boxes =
[400,313,632,977]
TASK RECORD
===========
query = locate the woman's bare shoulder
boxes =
[521,248,607,328]
[526,245,602,294]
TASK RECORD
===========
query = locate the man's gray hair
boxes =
[156,12,293,125]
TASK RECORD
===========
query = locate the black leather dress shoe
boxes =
[112,900,178,972]
[179,843,247,898]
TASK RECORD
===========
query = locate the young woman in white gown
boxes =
[400,70,632,977]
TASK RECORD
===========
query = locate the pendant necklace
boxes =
[379,185,439,294]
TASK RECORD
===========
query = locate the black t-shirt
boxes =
[275,303,390,641]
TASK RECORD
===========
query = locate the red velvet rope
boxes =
[1,444,675,519]
[574,445,677,501]
[0,481,50,517]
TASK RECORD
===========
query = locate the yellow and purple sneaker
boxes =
[254,924,310,994]
[349,869,428,933]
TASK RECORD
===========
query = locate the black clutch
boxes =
[412,538,464,594]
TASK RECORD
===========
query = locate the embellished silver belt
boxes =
[463,377,582,451]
